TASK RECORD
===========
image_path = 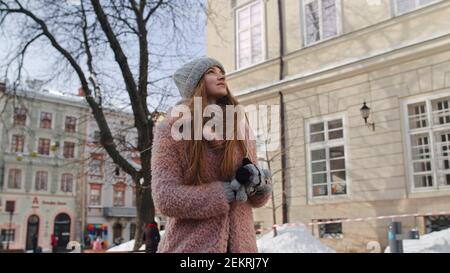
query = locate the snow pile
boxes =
[257,224,335,253]
[385,228,450,253]
[107,240,145,252]
[107,230,165,252]
[107,226,336,253]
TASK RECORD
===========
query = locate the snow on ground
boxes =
[385,228,450,253]
[107,226,450,253]
[257,224,335,253]
[107,230,165,252]
[107,226,335,253]
[107,240,145,252]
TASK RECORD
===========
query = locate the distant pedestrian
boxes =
[144,222,160,253]
[31,232,38,253]
[50,233,58,253]
[92,237,102,250]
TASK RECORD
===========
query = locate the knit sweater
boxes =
[151,113,271,253]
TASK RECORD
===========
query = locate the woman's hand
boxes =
[223,182,236,203]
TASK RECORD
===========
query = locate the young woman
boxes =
[151,57,272,253]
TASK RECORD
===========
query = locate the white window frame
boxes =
[1,228,16,243]
[401,91,450,193]
[62,140,77,159]
[12,106,29,127]
[33,169,50,193]
[88,183,103,207]
[89,154,105,177]
[315,219,344,239]
[10,133,26,154]
[301,0,343,47]
[5,167,23,191]
[393,0,441,16]
[60,172,75,194]
[113,182,126,207]
[90,129,101,145]
[63,115,78,134]
[305,113,350,201]
[38,110,55,130]
[235,0,266,71]
[131,186,136,207]
[36,136,52,157]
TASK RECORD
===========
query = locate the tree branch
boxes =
[90,0,147,125]
[1,0,140,178]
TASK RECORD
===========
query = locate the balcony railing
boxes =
[103,207,136,218]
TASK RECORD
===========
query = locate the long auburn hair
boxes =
[183,75,249,186]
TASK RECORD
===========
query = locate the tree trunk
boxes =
[133,177,156,251]
[271,189,278,237]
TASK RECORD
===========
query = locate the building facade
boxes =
[0,85,163,251]
[0,87,88,252]
[206,0,450,252]
[84,110,139,249]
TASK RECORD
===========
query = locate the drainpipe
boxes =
[277,0,285,80]
[277,0,288,224]
[80,107,88,247]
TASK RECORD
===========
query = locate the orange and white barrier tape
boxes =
[255,210,450,233]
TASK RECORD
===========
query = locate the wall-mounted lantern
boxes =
[360,101,375,131]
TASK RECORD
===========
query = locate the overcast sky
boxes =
[0,1,207,111]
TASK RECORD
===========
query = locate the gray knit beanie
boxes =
[173,57,226,99]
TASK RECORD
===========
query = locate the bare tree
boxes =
[254,103,305,237]
[0,0,207,250]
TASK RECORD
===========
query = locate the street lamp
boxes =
[360,101,375,131]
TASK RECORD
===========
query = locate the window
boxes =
[11,135,25,153]
[394,0,440,16]
[40,112,53,129]
[89,184,102,206]
[236,0,264,69]
[38,138,51,155]
[35,171,48,191]
[1,229,15,243]
[90,154,104,176]
[65,116,77,133]
[63,142,75,158]
[303,0,339,46]
[93,130,101,144]
[130,223,136,240]
[432,98,450,125]
[114,165,121,177]
[113,183,126,207]
[425,215,450,233]
[8,169,21,189]
[5,200,15,213]
[404,95,450,191]
[318,220,343,238]
[437,131,450,186]
[13,107,27,126]
[132,186,136,207]
[408,102,428,129]
[308,117,347,197]
[61,173,73,193]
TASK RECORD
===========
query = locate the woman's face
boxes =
[204,65,227,102]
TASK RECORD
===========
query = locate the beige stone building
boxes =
[206,0,450,252]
